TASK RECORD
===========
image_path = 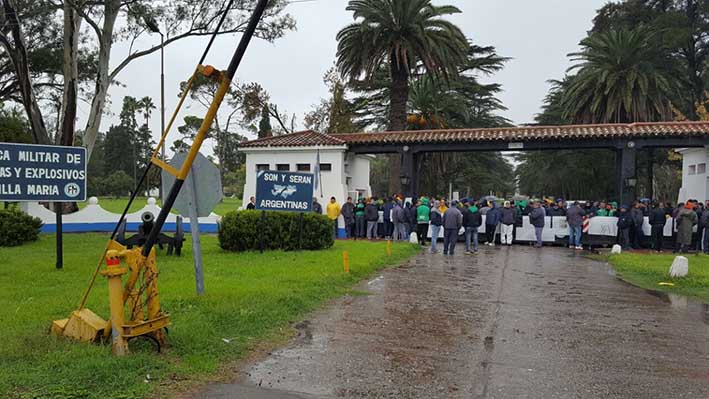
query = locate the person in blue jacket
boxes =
[485,201,501,246]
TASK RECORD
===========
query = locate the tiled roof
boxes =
[334,122,709,145]
[239,130,346,148]
[240,122,709,148]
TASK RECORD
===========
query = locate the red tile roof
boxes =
[334,122,709,145]
[239,130,346,148]
[240,122,709,148]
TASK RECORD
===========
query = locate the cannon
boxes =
[116,211,185,256]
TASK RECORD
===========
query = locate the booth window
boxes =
[689,165,697,175]
[277,164,290,171]
[698,163,706,174]
[297,164,311,172]
[256,164,269,171]
[320,163,332,171]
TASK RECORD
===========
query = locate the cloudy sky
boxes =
[79,0,609,148]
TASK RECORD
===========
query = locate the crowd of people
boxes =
[247,194,709,255]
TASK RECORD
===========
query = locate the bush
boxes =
[218,210,334,252]
[0,210,43,247]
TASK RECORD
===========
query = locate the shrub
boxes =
[0,210,43,247]
[218,210,334,252]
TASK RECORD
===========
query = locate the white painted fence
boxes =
[22,197,221,233]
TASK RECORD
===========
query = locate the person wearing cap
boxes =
[500,201,516,246]
[442,200,463,255]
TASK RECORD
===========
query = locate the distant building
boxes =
[239,130,374,214]
[677,147,709,203]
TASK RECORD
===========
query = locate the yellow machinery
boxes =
[50,0,271,356]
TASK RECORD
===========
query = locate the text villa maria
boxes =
[0,184,59,196]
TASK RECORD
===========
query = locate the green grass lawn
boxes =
[0,234,418,399]
[607,252,709,302]
[77,197,242,216]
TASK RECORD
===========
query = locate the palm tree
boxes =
[139,97,156,127]
[336,0,469,132]
[562,27,682,124]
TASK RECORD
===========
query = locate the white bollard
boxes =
[669,256,689,278]
[611,244,622,255]
[409,232,418,244]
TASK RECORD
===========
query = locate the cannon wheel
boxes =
[127,334,161,353]
[174,216,184,256]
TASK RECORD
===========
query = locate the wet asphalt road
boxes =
[194,246,709,399]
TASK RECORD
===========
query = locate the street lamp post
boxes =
[145,17,166,203]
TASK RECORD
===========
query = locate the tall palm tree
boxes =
[139,97,156,127]
[562,27,683,124]
[336,0,469,132]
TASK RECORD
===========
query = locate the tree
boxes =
[0,0,53,144]
[0,105,31,143]
[592,0,709,120]
[258,104,272,138]
[1,0,295,157]
[336,0,469,132]
[562,27,682,124]
[304,68,355,134]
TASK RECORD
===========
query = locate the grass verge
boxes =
[605,252,709,302]
[0,234,418,398]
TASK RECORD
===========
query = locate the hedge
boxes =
[0,209,43,247]
[218,210,334,252]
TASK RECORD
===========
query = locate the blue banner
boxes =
[0,142,87,202]
[255,170,314,212]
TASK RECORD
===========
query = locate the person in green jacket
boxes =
[416,197,431,246]
[354,198,366,238]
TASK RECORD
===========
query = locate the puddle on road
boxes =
[596,260,709,325]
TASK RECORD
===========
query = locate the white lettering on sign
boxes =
[66,153,81,164]
[0,167,11,177]
[263,173,279,182]
[18,151,60,163]
[0,184,21,195]
[24,168,85,180]
[27,185,59,196]
[289,175,312,185]
[0,149,9,161]
[260,199,309,210]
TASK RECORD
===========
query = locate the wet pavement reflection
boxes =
[195,246,709,399]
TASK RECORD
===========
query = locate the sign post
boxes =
[162,152,222,295]
[0,142,87,269]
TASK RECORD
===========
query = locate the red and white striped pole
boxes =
[583,216,590,234]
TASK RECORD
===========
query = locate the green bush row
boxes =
[0,209,43,247]
[218,210,334,252]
